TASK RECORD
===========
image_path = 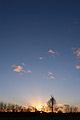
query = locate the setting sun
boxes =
[36,104,42,111]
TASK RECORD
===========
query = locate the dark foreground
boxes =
[0,112,80,120]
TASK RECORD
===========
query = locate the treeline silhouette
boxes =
[0,96,79,113]
[0,102,37,112]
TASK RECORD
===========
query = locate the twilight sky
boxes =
[0,0,80,107]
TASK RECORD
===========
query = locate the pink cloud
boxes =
[76,66,80,69]
[50,76,55,79]
[40,57,44,60]
[48,50,55,54]
[27,70,31,73]
[48,76,55,79]
[48,50,59,57]
[12,63,31,74]
[76,48,80,57]
[47,72,55,79]
[72,48,80,57]
[48,72,53,75]
[13,66,23,72]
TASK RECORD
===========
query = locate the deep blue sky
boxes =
[0,0,80,107]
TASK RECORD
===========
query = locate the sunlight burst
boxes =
[36,104,42,111]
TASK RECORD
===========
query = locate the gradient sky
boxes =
[0,0,80,107]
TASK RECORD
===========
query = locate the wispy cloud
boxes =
[76,48,80,57]
[48,49,59,57]
[39,49,59,61]
[21,62,25,66]
[12,65,16,67]
[47,72,55,79]
[22,70,26,73]
[76,66,80,69]
[48,72,53,75]
[49,76,55,79]
[72,48,80,57]
[72,48,80,69]
[27,69,31,73]
[40,57,44,60]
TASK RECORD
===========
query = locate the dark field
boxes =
[0,113,80,120]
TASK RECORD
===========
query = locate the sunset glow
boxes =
[36,104,42,111]
[0,0,80,113]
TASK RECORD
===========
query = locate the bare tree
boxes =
[47,95,56,113]
[64,105,70,113]
[65,105,78,113]
[73,106,78,113]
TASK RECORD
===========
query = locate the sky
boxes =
[0,0,80,107]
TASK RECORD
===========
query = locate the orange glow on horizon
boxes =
[36,104,42,111]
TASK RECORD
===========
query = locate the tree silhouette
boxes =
[47,95,56,113]
[64,105,78,113]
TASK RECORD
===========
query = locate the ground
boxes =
[0,113,80,120]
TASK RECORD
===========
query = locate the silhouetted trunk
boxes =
[47,96,56,113]
[52,97,53,112]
